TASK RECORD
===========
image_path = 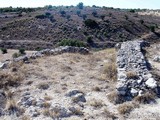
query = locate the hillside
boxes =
[0,6,160,50]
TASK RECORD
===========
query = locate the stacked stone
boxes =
[116,40,157,100]
[13,46,89,62]
[0,46,89,69]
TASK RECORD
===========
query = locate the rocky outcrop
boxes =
[116,40,158,100]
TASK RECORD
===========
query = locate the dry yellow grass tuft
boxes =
[104,63,117,81]
[89,99,104,108]
[126,71,139,79]
[134,92,156,104]
[117,102,139,115]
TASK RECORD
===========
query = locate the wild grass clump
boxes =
[104,63,117,81]
[134,92,156,104]
[117,102,139,115]
[126,71,139,79]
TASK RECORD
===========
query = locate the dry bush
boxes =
[102,108,117,119]
[89,99,104,108]
[5,99,24,116]
[117,102,139,115]
[92,86,101,92]
[44,95,53,101]
[134,92,156,104]
[104,63,117,81]
[37,83,49,90]
[42,102,51,108]
[107,91,125,104]
[0,72,23,88]
[126,71,139,79]
[43,108,52,117]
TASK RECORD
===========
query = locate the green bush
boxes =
[84,19,98,28]
[87,36,93,44]
[19,48,25,55]
[12,53,19,58]
[140,19,144,24]
[35,14,46,19]
[77,2,84,9]
[1,48,7,54]
[149,25,155,32]
[58,39,86,47]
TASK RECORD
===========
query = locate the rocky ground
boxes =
[0,43,160,120]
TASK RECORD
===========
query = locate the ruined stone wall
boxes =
[116,41,157,100]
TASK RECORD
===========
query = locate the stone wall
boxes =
[0,46,89,68]
[116,40,158,100]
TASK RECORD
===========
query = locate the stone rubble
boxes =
[0,46,89,69]
[116,40,158,100]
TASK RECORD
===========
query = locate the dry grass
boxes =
[0,72,23,88]
[41,101,51,108]
[107,91,126,104]
[44,95,53,101]
[126,71,139,79]
[102,108,117,119]
[37,82,50,90]
[134,92,156,104]
[5,99,24,116]
[104,63,117,81]
[92,86,101,92]
[69,107,84,116]
[117,102,139,115]
[89,99,104,108]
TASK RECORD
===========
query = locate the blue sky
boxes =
[0,0,159,9]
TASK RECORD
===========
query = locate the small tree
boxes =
[60,10,66,16]
[77,2,84,9]
[150,25,155,32]
[82,14,87,20]
[84,19,98,28]
[19,48,25,55]
[100,15,105,20]
[92,11,97,17]
[1,48,7,54]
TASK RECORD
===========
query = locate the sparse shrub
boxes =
[134,92,156,104]
[0,72,23,88]
[12,52,19,58]
[109,13,112,17]
[1,48,7,54]
[44,96,53,101]
[19,48,25,55]
[5,99,24,116]
[107,91,125,104]
[92,11,97,17]
[35,14,46,19]
[100,15,105,20]
[149,25,155,32]
[126,71,139,79]
[104,63,117,81]
[89,99,104,108]
[92,86,101,92]
[60,10,66,16]
[82,14,87,20]
[140,19,144,24]
[76,10,81,16]
[41,102,51,108]
[125,15,128,20]
[102,108,117,119]
[87,36,94,44]
[37,83,49,90]
[45,12,51,17]
[58,39,86,47]
[117,102,139,114]
[129,9,135,13]
[84,19,98,28]
[77,2,84,9]
[66,15,71,20]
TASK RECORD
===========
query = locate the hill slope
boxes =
[0,6,160,50]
